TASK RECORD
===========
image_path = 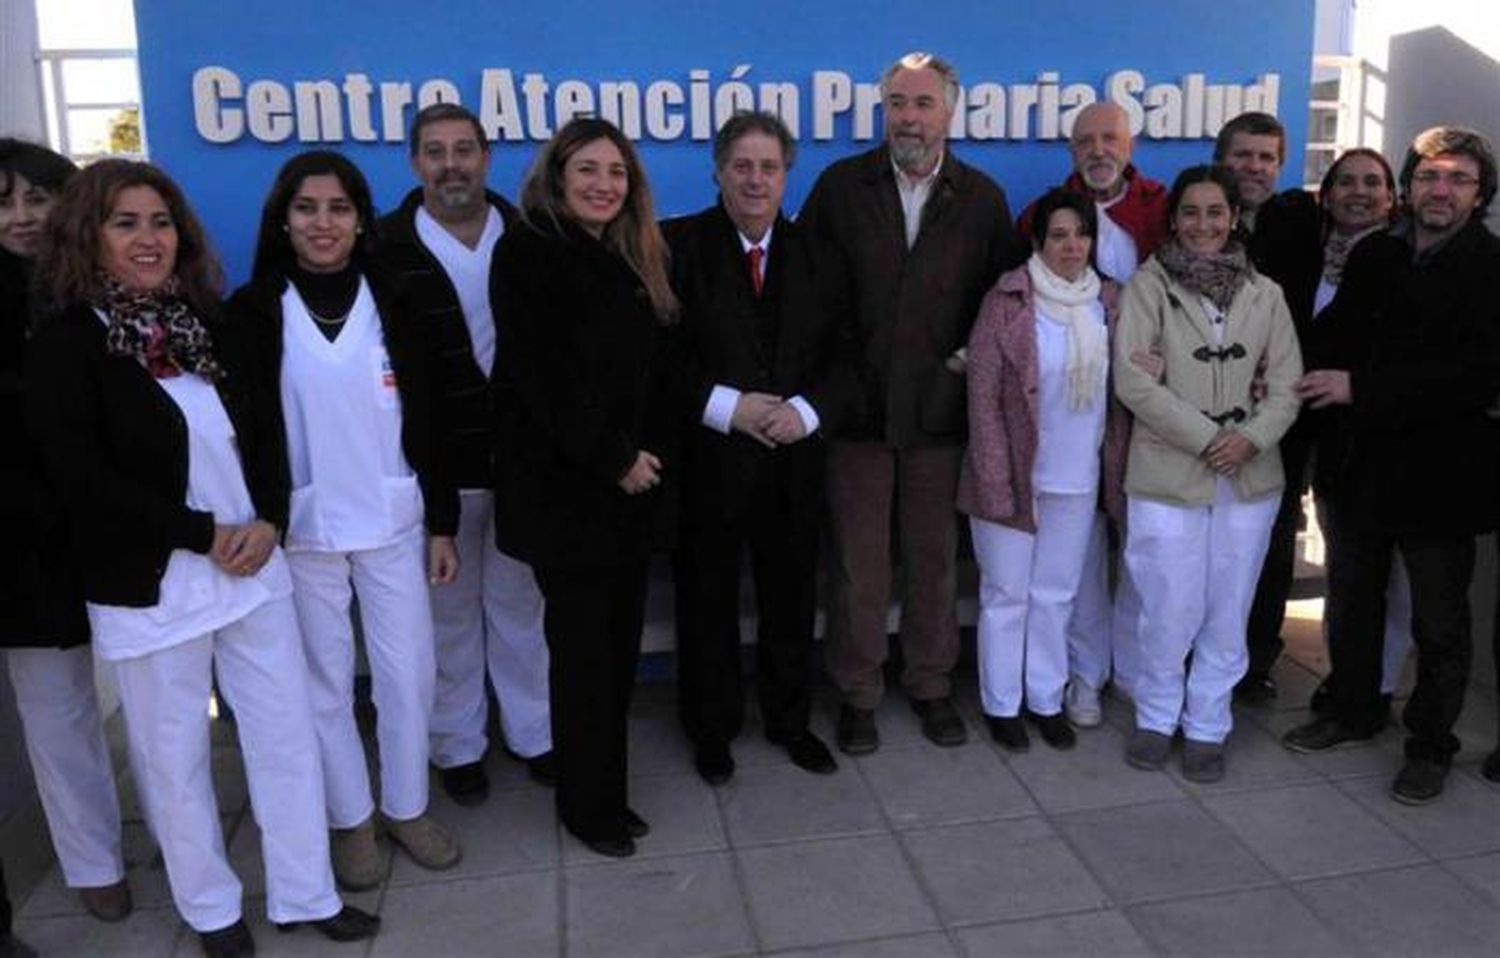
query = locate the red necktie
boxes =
[747,245,764,298]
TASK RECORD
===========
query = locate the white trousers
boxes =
[1125,480,1279,744]
[1379,555,1414,694]
[971,493,1097,718]
[1066,512,1144,697]
[429,490,551,766]
[111,597,339,932]
[7,646,123,888]
[288,529,435,826]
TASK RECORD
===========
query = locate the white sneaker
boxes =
[1064,681,1103,728]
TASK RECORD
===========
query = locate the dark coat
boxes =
[224,269,459,538]
[797,145,1018,447]
[663,203,853,523]
[376,189,518,491]
[1308,217,1500,536]
[1243,188,1323,336]
[24,301,279,608]
[490,217,677,568]
[2,253,88,645]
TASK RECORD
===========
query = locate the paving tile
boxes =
[902,818,1108,924]
[860,741,1036,829]
[1296,863,1500,956]
[1202,782,1425,880]
[739,835,938,951]
[720,760,884,846]
[1126,886,1348,956]
[1337,771,1500,859]
[1443,851,1500,908]
[627,708,697,780]
[14,902,183,957]
[953,910,1152,957]
[1163,720,1323,794]
[561,772,726,863]
[162,892,381,958]
[1002,720,1186,813]
[773,932,958,956]
[388,786,556,884]
[373,871,557,958]
[1052,800,1275,904]
[1247,708,1405,779]
[19,822,174,919]
[566,851,752,958]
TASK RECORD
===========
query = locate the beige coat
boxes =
[1113,256,1302,507]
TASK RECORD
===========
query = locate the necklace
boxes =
[309,309,349,326]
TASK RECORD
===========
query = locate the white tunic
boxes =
[416,205,503,377]
[280,279,424,553]
[1032,303,1107,496]
[87,372,292,661]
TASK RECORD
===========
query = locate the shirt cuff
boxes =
[703,384,740,434]
[786,395,820,436]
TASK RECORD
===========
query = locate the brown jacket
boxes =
[798,145,1017,448]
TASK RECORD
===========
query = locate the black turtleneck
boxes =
[288,262,360,341]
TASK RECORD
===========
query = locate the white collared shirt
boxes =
[893,152,944,249]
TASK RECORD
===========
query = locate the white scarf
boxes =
[1027,253,1106,410]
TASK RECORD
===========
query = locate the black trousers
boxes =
[1245,428,1312,679]
[1321,495,1475,762]
[533,559,649,843]
[674,476,819,746]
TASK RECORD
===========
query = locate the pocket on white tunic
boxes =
[382,474,424,534]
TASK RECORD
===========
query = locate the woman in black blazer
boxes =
[492,117,679,857]
[27,159,376,957]
[1,139,132,924]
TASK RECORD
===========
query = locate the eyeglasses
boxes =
[1411,169,1481,189]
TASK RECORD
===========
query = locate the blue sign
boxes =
[134,0,1315,283]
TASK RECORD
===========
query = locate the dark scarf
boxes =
[1321,225,1383,286]
[93,273,222,381]
[1156,237,1252,312]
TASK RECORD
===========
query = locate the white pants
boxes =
[971,493,1097,718]
[288,529,435,826]
[1125,481,1279,744]
[429,490,551,767]
[1066,512,1144,697]
[7,646,123,888]
[111,597,339,932]
[1379,555,1414,694]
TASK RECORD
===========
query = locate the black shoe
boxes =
[276,905,381,942]
[1282,716,1376,754]
[439,761,490,806]
[986,715,1030,752]
[1309,679,1333,716]
[1391,758,1449,805]
[836,705,879,755]
[773,731,838,774]
[911,696,967,747]
[694,741,735,785]
[583,833,636,858]
[618,807,650,838]
[1483,748,1500,784]
[1028,711,1076,750]
[1233,674,1277,706]
[199,919,255,958]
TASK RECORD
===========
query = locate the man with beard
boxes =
[1285,127,1500,805]
[378,103,553,805]
[1212,111,1322,704]
[799,52,1014,754]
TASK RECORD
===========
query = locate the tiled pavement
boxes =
[9,615,1500,957]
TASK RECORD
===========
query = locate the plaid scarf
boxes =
[94,273,222,381]
[1156,237,1252,312]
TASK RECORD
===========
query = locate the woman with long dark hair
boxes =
[28,158,376,957]
[227,150,460,890]
[492,117,678,857]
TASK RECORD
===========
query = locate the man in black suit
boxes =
[665,111,847,785]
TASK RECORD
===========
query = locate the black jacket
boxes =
[1243,189,1323,336]
[1309,217,1500,535]
[25,301,280,607]
[2,254,88,644]
[490,217,677,568]
[376,189,518,490]
[663,203,853,522]
[225,269,459,539]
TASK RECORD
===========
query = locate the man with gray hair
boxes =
[1285,126,1500,805]
[800,53,1015,754]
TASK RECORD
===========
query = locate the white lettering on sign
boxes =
[191,65,1283,146]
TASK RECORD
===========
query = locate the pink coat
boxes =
[956,265,1130,533]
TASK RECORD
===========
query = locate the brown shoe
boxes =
[383,813,462,871]
[330,816,386,891]
[78,878,132,923]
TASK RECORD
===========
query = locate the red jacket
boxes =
[1018,165,1169,264]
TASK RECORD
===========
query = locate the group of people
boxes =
[2,47,1498,958]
